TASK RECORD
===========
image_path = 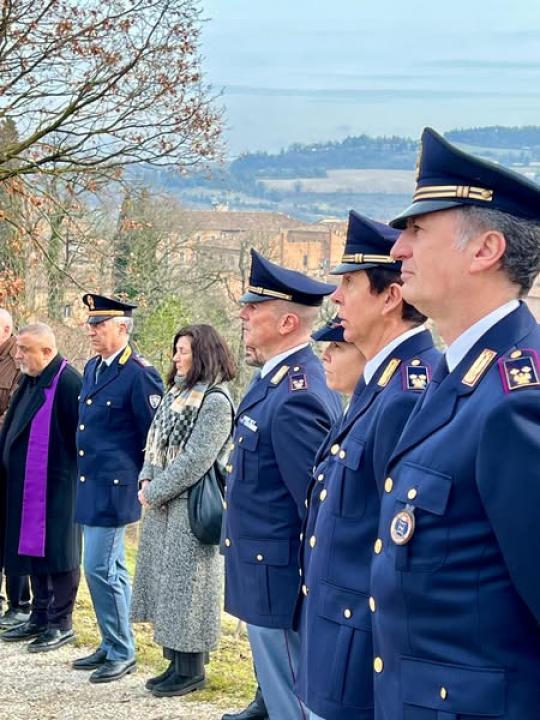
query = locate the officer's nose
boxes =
[330,284,343,306]
[391,230,409,261]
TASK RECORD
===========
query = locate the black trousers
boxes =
[29,568,80,630]
[163,646,206,676]
[0,572,31,610]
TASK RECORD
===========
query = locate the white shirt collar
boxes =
[260,343,309,378]
[445,300,519,372]
[363,325,426,385]
[101,344,128,367]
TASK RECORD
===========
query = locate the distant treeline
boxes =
[230,135,418,179]
[446,126,540,149]
[157,125,540,200]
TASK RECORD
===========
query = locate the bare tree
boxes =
[0,0,222,185]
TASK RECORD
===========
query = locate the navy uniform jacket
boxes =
[296,330,440,720]
[75,346,164,527]
[222,345,341,629]
[371,303,540,720]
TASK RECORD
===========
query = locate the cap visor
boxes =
[238,291,273,304]
[330,261,400,276]
[389,200,464,229]
[87,315,113,324]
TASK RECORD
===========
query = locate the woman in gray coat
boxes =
[131,324,235,697]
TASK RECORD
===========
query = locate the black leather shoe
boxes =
[89,658,137,683]
[150,672,205,697]
[144,661,175,690]
[1,620,47,642]
[222,687,269,720]
[27,628,75,653]
[72,648,108,670]
[0,607,31,629]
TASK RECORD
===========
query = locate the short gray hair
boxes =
[18,322,56,350]
[455,206,540,294]
[111,316,133,335]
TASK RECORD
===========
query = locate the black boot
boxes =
[144,660,175,690]
[150,670,205,697]
[222,686,269,720]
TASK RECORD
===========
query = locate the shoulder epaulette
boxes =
[499,348,540,392]
[288,364,309,392]
[461,348,497,388]
[402,358,431,392]
[377,358,401,388]
[270,364,289,386]
[118,345,132,366]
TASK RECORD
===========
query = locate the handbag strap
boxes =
[204,386,235,439]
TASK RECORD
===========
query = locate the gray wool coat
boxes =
[131,385,233,653]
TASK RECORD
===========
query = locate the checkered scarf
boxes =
[144,377,209,469]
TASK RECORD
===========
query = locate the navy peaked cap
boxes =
[240,249,336,306]
[390,127,540,229]
[83,293,137,324]
[331,211,401,275]
[311,316,346,343]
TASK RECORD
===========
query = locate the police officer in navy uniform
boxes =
[222,250,342,720]
[297,315,366,602]
[294,212,440,720]
[371,128,540,720]
[73,294,163,683]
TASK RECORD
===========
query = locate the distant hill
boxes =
[230,135,418,179]
[152,125,540,222]
[446,126,540,150]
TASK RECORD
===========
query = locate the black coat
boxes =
[0,354,82,575]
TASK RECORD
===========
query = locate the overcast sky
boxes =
[201,1,540,156]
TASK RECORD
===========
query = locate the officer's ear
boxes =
[381,282,403,317]
[278,312,300,336]
[468,229,506,276]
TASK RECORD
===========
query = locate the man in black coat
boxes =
[0,323,82,652]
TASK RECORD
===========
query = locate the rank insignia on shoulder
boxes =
[499,349,540,392]
[118,345,132,365]
[402,359,430,391]
[149,394,161,409]
[462,348,497,387]
[134,354,152,367]
[289,368,308,391]
[270,365,289,386]
[377,358,401,387]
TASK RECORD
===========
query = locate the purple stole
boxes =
[18,359,68,557]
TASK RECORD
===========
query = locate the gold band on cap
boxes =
[87,310,126,317]
[413,184,493,203]
[341,254,396,264]
[248,285,293,301]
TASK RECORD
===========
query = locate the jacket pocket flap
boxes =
[395,463,452,515]
[401,656,505,716]
[318,582,372,631]
[237,429,258,451]
[238,537,290,566]
[337,437,365,470]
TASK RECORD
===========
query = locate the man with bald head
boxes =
[0,323,82,653]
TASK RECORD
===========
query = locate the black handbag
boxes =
[188,388,233,545]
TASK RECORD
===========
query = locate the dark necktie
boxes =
[421,356,449,406]
[95,360,107,384]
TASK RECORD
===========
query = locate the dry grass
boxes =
[72,532,256,708]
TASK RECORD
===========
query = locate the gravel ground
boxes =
[0,640,232,720]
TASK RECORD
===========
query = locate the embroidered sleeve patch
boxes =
[499,349,540,392]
